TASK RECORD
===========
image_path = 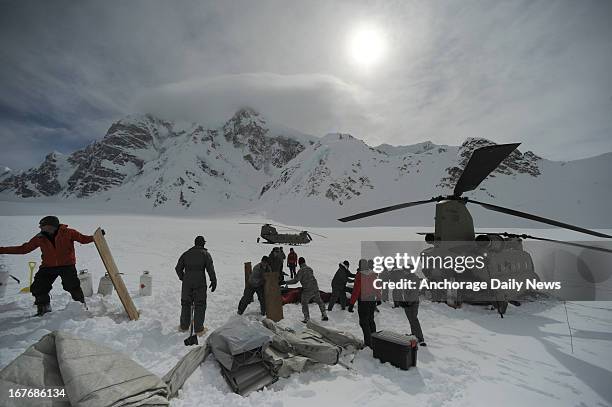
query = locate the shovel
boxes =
[184,304,198,346]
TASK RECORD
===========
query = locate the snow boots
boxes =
[36,303,52,316]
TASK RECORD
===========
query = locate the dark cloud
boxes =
[133,73,372,135]
[1,0,611,169]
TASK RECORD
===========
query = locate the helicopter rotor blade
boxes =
[271,224,327,238]
[468,199,612,238]
[338,198,440,222]
[453,143,521,197]
[306,231,327,238]
[501,233,612,254]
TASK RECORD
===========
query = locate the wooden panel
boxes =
[263,271,283,322]
[244,262,252,290]
[93,228,139,320]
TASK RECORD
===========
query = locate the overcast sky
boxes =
[1,0,611,169]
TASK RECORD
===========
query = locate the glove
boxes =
[376,300,382,306]
[101,229,106,236]
[209,281,217,292]
[347,304,354,313]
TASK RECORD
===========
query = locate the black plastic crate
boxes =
[371,330,418,370]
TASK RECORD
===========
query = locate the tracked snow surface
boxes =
[1,214,611,407]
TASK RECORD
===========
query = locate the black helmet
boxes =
[39,216,60,228]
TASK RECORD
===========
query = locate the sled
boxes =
[93,228,139,320]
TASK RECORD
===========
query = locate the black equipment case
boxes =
[371,330,418,370]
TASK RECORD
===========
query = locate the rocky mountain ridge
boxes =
[1,110,610,228]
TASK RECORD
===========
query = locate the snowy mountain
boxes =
[1,110,610,228]
[0,109,315,212]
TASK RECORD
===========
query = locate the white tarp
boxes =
[0,331,168,407]
[262,319,342,365]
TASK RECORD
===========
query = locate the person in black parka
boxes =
[327,260,355,311]
[175,236,217,335]
[238,256,270,315]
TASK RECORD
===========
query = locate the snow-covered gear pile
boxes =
[262,318,363,377]
[206,317,277,395]
[0,319,365,404]
[0,331,169,407]
[179,317,363,395]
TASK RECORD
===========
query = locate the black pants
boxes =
[328,286,352,311]
[402,301,424,342]
[358,300,377,347]
[288,265,297,279]
[31,265,84,306]
[180,284,207,332]
[238,284,265,315]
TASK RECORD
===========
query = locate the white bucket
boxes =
[78,269,93,297]
[139,270,152,296]
[98,274,114,296]
[0,268,8,298]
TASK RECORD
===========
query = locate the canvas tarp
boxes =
[206,317,274,371]
[162,345,210,399]
[306,320,364,350]
[0,331,168,407]
[262,318,341,366]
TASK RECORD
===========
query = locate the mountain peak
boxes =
[230,107,263,123]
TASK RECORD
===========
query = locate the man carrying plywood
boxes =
[0,216,94,316]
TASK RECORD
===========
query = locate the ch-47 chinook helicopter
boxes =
[239,223,327,245]
[338,143,612,317]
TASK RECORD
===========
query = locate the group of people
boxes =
[237,250,329,323]
[0,217,424,347]
[236,247,426,348]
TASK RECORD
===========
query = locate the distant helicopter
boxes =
[339,143,612,316]
[239,223,327,245]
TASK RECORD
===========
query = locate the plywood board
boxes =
[93,227,139,320]
[244,262,252,290]
[263,271,283,322]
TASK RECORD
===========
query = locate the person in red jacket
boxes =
[349,258,382,348]
[0,216,95,316]
[287,248,298,279]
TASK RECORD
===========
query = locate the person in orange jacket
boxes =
[349,259,382,348]
[287,248,298,279]
[0,216,95,316]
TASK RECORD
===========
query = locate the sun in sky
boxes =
[347,24,387,70]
